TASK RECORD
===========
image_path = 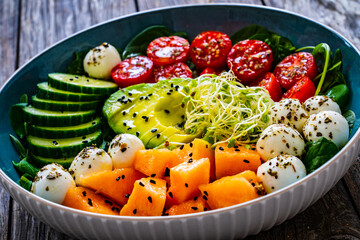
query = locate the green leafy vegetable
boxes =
[66,51,89,75]
[19,173,33,191]
[311,43,331,95]
[304,137,339,173]
[343,109,356,133]
[9,134,27,159]
[10,103,27,139]
[13,157,39,179]
[122,25,188,59]
[325,84,349,108]
[230,25,296,68]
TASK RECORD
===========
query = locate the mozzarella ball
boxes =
[31,163,75,204]
[83,42,121,79]
[303,95,341,115]
[256,124,305,161]
[257,154,307,193]
[269,98,308,133]
[69,146,112,185]
[108,133,145,169]
[303,110,349,148]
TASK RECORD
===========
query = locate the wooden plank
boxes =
[0,0,20,239]
[10,0,137,239]
[137,0,263,11]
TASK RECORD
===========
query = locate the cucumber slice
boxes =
[24,106,96,127]
[27,130,103,158]
[26,117,101,138]
[37,82,104,102]
[48,73,118,95]
[31,96,100,111]
[29,155,75,169]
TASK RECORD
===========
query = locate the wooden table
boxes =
[1,0,359,239]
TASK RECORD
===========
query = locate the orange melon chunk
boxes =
[199,170,260,210]
[165,195,208,216]
[166,157,210,207]
[215,143,261,179]
[79,168,145,206]
[173,139,215,180]
[63,186,121,215]
[120,177,166,216]
[134,149,179,178]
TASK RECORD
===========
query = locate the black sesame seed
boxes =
[168,192,173,198]
[193,196,198,201]
[151,128,158,133]
[164,109,170,114]
[189,152,193,157]
[82,191,87,197]
[188,158,193,163]
[122,175,125,179]
[125,194,130,198]
[128,92,133,96]
[180,145,185,150]
[139,182,145,187]
[105,199,113,206]
[243,160,250,163]
[52,141,58,145]
[185,183,188,188]
[133,112,137,117]
[150,179,156,184]
[123,122,127,126]
[148,196,153,203]
[121,148,127,153]
[219,147,224,151]
[191,207,198,210]
[151,174,156,177]
[88,198,93,206]
[136,132,140,137]
[82,136,86,139]
[164,167,170,177]
[156,133,161,138]
[189,142,193,148]
[133,209,137,214]
[122,111,126,115]
[116,176,120,181]
[235,149,240,152]
[203,195,208,200]
[204,208,207,211]
[82,140,88,144]
[204,191,208,196]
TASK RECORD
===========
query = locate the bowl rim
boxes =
[1,3,360,222]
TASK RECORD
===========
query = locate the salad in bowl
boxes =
[9,23,354,217]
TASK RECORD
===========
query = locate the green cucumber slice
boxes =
[37,82,104,102]
[48,73,118,95]
[27,130,103,158]
[26,117,101,138]
[31,96,100,111]
[29,155,75,169]
[24,106,96,127]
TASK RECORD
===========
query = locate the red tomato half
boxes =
[111,56,153,88]
[190,31,232,70]
[147,36,190,67]
[153,62,192,81]
[282,76,316,103]
[252,72,282,102]
[227,40,273,85]
[200,67,221,76]
[274,52,318,89]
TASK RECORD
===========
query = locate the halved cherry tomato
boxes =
[200,67,221,76]
[147,36,190,67]
[227,40,273,85]
[282,76,316,103]
[153,62,192,81]
[251,72,282,102]
[111,56,153,88]
[274,52,318,90]
[190,31,232,70]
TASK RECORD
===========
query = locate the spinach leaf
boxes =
[9,134,27,159]
[13,157,39,179]
[311,43,331,95]
[304,137,339,173]
[67,51,89,75]
[19,173,33,191]
[343,109,356,133]
[122,25,188,60]
[325,84,349,108]
[230,25,296,68]
[10,103,27,139]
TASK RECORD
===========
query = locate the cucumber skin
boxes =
[37,82,104,102]
[31,96,101,112]
[27,131,103,158]
[28,155,75,169]
[48,73,118,95]
[24,107,96,127]
[26,119,102,138]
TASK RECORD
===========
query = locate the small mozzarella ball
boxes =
[269,98,308,133]
[256,124,305,161]
[31,163,75,204]
[303,110,349,148]
[257,154,307,193]
[108,133,145,169]
[69,146,112,185]
[303,95,341,115]
[83,42,121,79]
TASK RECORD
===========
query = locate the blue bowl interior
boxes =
[1,5,360,183]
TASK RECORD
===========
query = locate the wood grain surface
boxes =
[0,0,359,239]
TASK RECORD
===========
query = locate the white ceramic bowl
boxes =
[1,4,360,239]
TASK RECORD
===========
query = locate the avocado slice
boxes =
[103,79,200,148]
